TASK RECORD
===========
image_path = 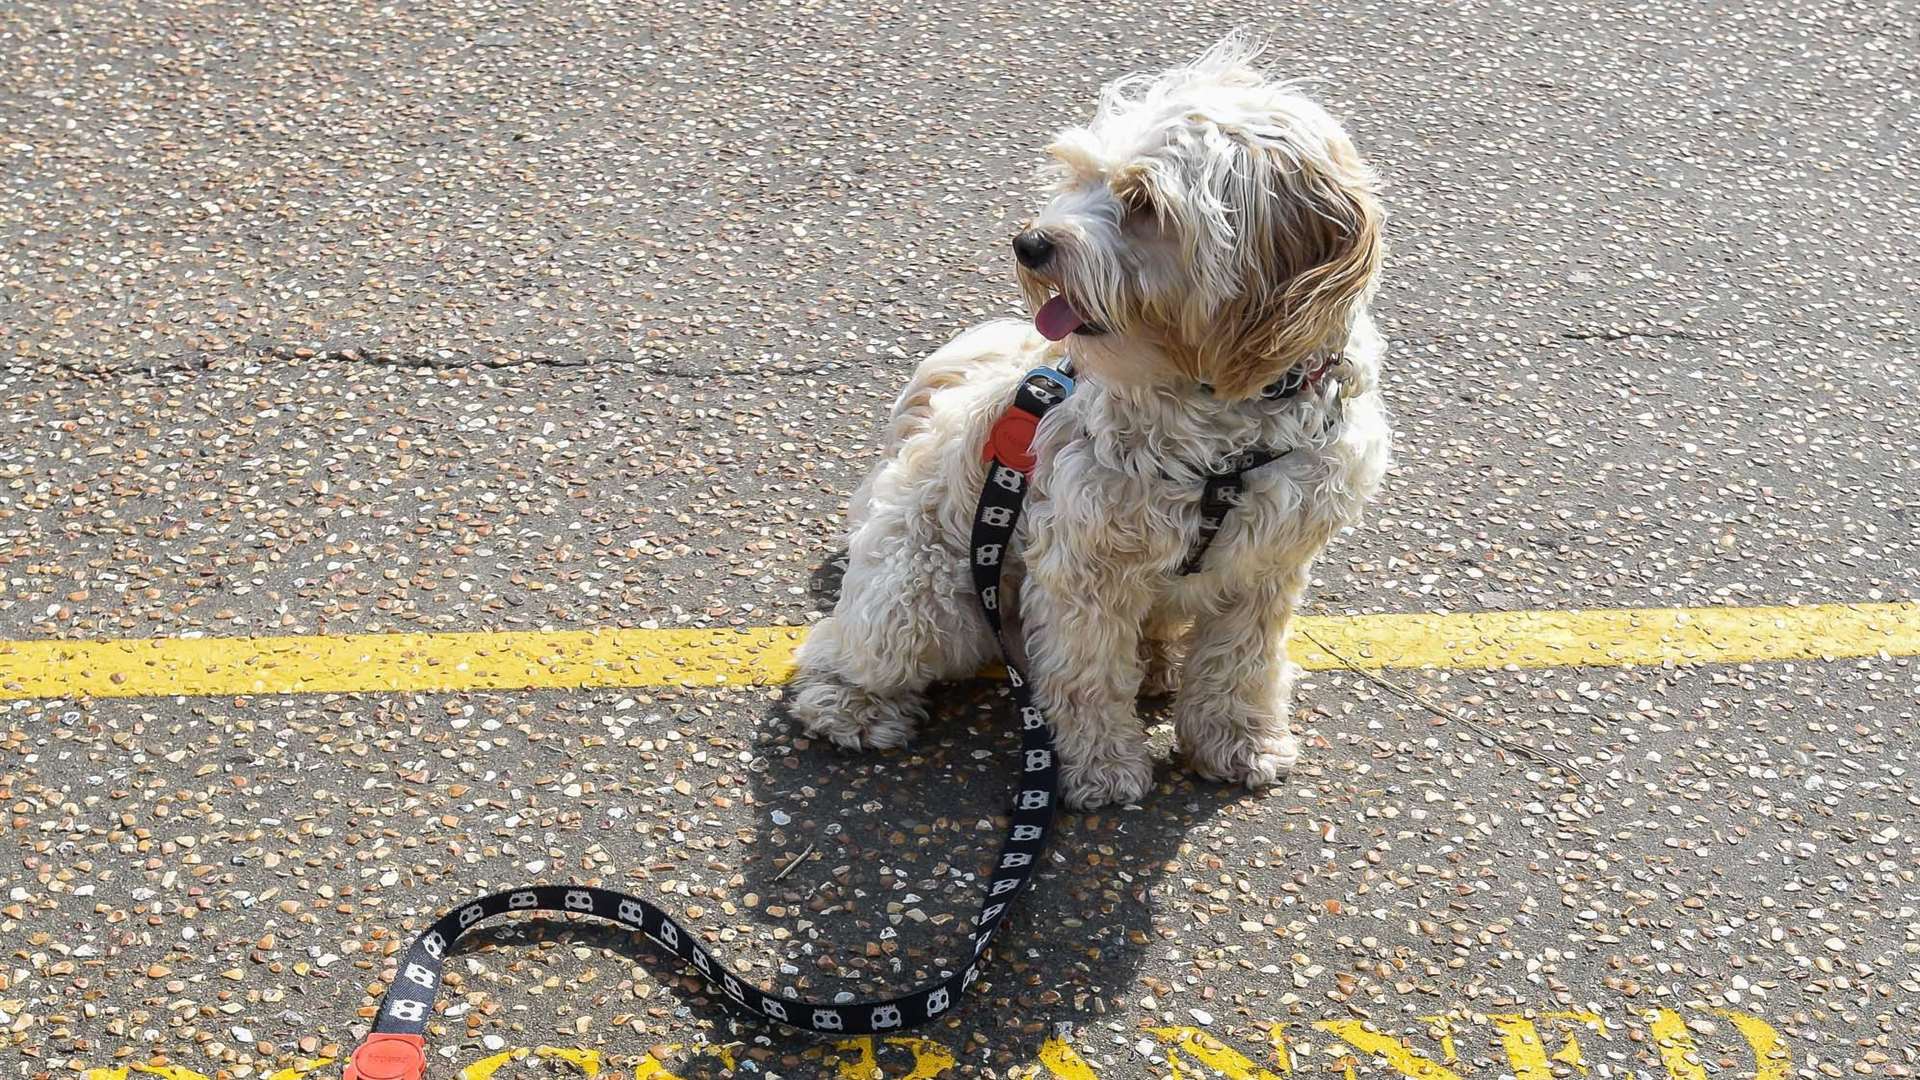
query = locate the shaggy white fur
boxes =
[791,37,1392,809]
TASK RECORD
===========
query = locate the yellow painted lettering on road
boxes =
[1266,1025,1295,1074]
[460,1049,523,1080]
[1718,1010,1792,1080]
[64,1006,1807,1080]
[631,1060,686,1080]
[1315,1020,1463,1080]
[886,1036,959,1080]
[461,1047,619,1080]
[265,1059,339,1080]
[130,1067,216,1080]
[628,1043,737,1078]
[1485,1012,1607,1080]
[1411,1017,1461,1065]
[537,1047,606,1077]
[834,1036,958,1079]
[1151,1027,1286,1080]
[1647,1010,1707,1080]
[629,1044,684,1080]
[1645,1009,1785,1080]
[1029,1037,1102,1080]
[833,1037,881,1080]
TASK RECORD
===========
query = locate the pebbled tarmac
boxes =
[1,1,1916,1078]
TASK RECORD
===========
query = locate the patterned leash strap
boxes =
[342,365,1078,1080]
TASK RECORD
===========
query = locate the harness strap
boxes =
[345,367,1077,1079]
[1177,447,1292,576]
[1177,373,1345,576]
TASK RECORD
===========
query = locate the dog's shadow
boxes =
[804,548,849,609]
[733,694,1242,1055]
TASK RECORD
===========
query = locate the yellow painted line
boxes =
[0,602,1913,702]
[1288,601,1918,671]
[0,625,806,701]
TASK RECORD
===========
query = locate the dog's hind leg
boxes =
[791,493,991,751]
[791,324,1029,751]
[1173,570,1307,788]
[788,621,930,751]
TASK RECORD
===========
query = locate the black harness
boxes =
[1180,357,1341,575]
[344,361,1328,1080]
[1178,444,1293,575]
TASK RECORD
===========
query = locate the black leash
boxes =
[341,365,1080,1080]
[341,360,1331,1080]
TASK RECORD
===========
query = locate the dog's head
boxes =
[1014,37,1384,398]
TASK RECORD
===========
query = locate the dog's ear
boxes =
[1197,135,1384,400]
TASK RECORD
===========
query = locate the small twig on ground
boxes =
[1298,627,1589,785]
[772,843,815,882]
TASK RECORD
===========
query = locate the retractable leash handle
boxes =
[346,366,1077,1077]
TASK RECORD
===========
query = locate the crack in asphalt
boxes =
[2,348,595,382]
[265,345,597,371]
[0,347,853,383]
[1558,327,1718,342]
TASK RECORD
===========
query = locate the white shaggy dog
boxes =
[791,38,1390,809]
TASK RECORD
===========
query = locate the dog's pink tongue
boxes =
[1034,296,1085,341]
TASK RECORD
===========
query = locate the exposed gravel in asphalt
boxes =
[6,662,1916,1076]
[2,0,1917,1077]
[2,1,1914,643]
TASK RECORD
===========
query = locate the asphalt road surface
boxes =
[2,1,1915,1079]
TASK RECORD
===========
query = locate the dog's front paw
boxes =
[1184,730,1300,790]
[1058,747,1155,809]
[789,674,924,751]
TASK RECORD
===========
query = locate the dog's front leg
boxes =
[1174,571,1306,789]
[1021,564,1157,810]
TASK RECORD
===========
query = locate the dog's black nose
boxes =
[1013,229,1055,269]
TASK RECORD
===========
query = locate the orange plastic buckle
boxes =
[344,1033,426,1080]
[983,406,1041,475]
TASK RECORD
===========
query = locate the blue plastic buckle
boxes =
[1023,365,1075,402]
